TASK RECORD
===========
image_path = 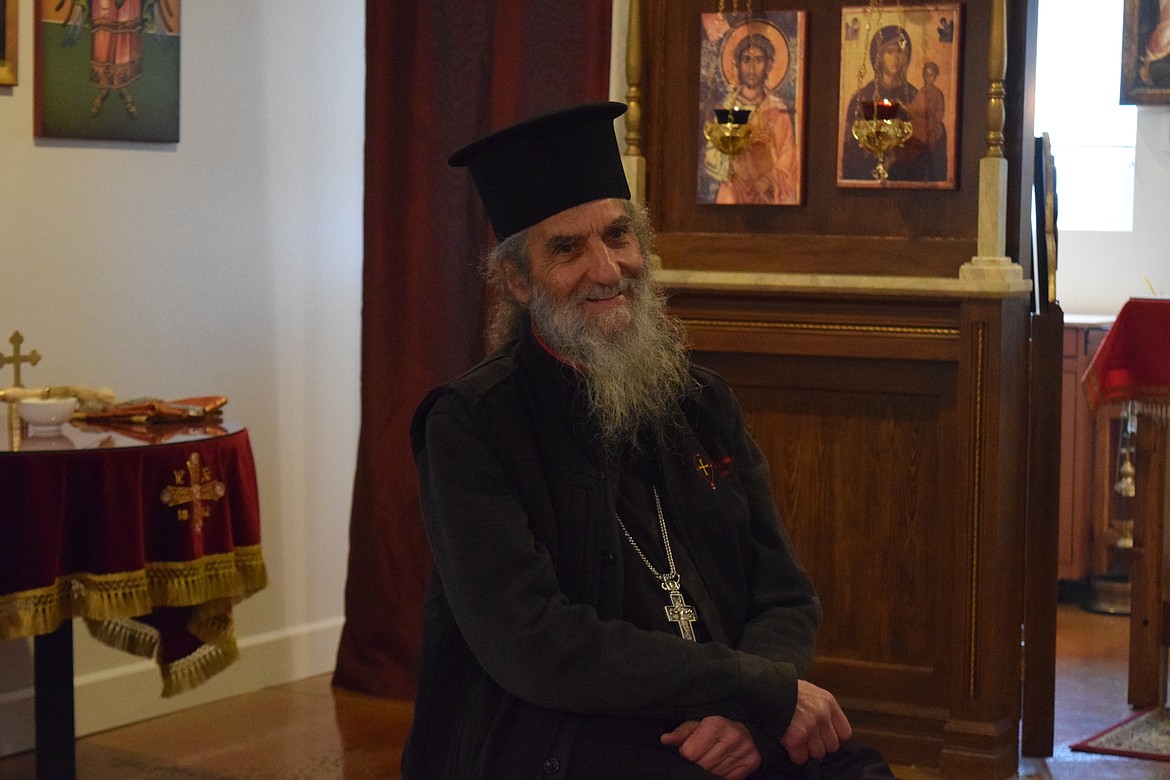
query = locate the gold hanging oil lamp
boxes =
[1111,402,1137,552]
[850,0,914,181]
[704,0,755,156]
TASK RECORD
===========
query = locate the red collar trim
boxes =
[530,320,584,372]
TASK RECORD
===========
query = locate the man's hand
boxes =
[781,680,852,765]
[661,716,762,780]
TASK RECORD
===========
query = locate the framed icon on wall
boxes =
[1,0,17,86]
[837,4,962,189]
[35,0,181,142]
[1121,0,1170,104]
[697,10,807,206]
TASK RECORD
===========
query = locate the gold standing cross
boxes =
[0,332,41,388]
[160,452,227,534]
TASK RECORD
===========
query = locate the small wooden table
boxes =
[0,418,267,779]
[1082,298,1170,710]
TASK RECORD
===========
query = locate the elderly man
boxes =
[403,102,892,779]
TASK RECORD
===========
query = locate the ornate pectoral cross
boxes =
[662,578,699,641]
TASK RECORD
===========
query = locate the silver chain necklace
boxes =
[615,486,700,641]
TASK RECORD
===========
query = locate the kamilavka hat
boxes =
[448,102,631,240]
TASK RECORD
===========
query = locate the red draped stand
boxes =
[1082,298,1170,709]
[0,420,267,779]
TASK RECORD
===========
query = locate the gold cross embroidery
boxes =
[160,452,226,534]
[693,454,716,489]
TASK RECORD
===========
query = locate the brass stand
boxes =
[7,403,22,452]
[1085,409,1139,615]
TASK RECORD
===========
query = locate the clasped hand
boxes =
[661,715,762,780]
[781,680,852,765]
[660,680,851,779]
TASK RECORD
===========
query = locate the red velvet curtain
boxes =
[333,1,614,698]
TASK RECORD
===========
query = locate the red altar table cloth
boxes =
[0,420,267,696]
[1082,298,1170,418]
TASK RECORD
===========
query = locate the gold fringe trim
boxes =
[0,570,153,640]
[144,546,268,607]
[0,545,267,642]
[83,600,243,696]
[160,635,241,698]
[83,616,159,659]
[188,598,235,646]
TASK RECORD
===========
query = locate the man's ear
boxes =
[503,262,533,306]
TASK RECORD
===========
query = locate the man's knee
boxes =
[763,740,894,779]
[814,740,895,779]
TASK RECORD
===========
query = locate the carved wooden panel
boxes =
[669,286,1031,777]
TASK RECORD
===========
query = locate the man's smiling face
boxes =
[508,198,647,340]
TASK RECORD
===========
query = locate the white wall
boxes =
[0,1,364,755]
[1056,107,1170,317]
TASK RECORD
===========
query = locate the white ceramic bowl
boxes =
[18,397,79,426]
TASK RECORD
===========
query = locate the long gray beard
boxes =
[530,274,692,452]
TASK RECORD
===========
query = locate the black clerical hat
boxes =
[448,102,631,240]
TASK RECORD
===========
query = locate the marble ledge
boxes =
[654,262,1034,301]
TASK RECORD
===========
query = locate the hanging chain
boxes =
[851,0,879,94]
[855,0,909,107]
[615,487,680,589]
[716,0,750,16]
[615,486,701,642]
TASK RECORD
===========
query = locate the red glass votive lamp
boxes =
[713,108,752,125]
[860,99,899,120]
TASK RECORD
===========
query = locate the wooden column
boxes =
[1127,415,1170,709]
[1020,306,1063,758]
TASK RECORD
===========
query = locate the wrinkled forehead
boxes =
[528,198,622,235]
[525,199,628,245]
